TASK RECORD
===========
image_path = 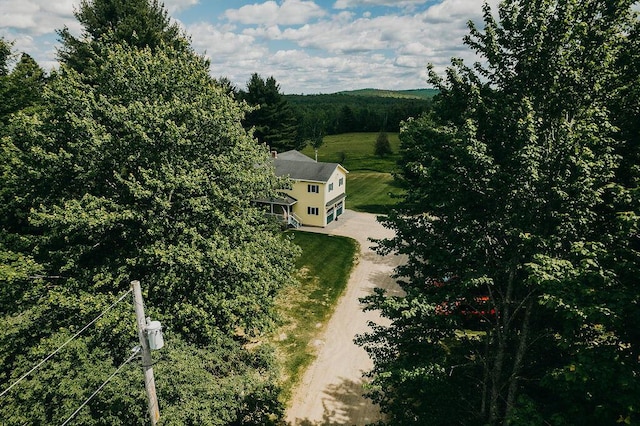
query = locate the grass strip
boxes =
[274,231,359,403]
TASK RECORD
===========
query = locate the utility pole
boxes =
[131,280,160,426]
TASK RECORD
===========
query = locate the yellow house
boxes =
[256,150,348,227]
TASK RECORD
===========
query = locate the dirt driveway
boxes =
[285,210,405,426]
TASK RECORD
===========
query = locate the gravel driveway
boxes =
[285,210,405,426]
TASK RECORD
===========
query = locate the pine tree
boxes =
[374,130,392,157]
[240,73,300,152]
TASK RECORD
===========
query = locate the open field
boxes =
[347,172,403,214]
[301,132,405,212]
[273,231,358,403]
[301,132,401,172]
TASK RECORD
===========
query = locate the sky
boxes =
[0,0,499,94]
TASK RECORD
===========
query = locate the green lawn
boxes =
[347,172,404,214]
[274,231,359,402]
[300,132,405,213]
[301,132,401,172]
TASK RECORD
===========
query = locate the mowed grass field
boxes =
[273,231,359,402]
[300,132,404,213]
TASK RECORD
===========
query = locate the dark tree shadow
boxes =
[286,377,383,426]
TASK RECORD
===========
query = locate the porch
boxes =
[254,195,302,228]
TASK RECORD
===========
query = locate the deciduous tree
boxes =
[357,1,639,424]
[1,36,295,426]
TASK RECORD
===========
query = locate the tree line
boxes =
[286,93,432,136]
[357,1,640,424]
[223,74,432,153]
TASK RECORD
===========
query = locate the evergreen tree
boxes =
[336,104,356,134]
[240,73,300,152]
[374,130,392,157]
[357,1,639,424]
[0,37,11,76]
[0,53,46,126]
[57,0,189,75]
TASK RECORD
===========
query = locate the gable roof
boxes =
[272,150,347,183]
[277,150,315,162]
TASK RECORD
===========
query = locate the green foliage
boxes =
[57,0,190,75]
[1,3,297,423]
[286,93,431,135]
[0,37,12,76]
[358,1,640,424]
[158,336,283,425]
[0,48,46,128]
[0,41,296,424]
[338,88,438,99]
[374,131,393,157]
[239,73,300,152]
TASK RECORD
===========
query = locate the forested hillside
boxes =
[337,88,438,99]
[286,92,432,136]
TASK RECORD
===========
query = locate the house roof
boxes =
[253,194,298,206]
[326,193,346,207]
[277,150,315,162]
[272,150,347,183]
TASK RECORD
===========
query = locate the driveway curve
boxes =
[285,210,405,426]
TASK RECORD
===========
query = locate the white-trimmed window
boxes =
[339,177,344,187]
[308,184,319,193]
[328,183,334,192]
[307,207,319,215]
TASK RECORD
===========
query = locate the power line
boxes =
[0,288,133,399]
[60,346,141,426]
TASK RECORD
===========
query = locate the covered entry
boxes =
[254,195,301,228]
[325,194,346,225]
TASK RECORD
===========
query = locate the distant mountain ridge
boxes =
[336,88,439,99]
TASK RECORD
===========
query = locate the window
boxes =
[339,177,344,187]
[307,184,319,193]
[328,183,334,192]
[307,207,319,215]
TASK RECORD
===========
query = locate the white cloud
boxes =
[260,49,409,93]
[422,0,492,23]
[187,22,265,59]
[0,0,80,35]
[163,0,200,13]
[0,0,494,93]
[193,0,490,92]
[243,24,283,40]
[224,0,326,26]
[333,0,430,9]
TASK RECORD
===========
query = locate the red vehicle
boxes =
[433,278,496,326]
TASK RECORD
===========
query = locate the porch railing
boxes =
[289,213,302,228]
[266,212,302,228]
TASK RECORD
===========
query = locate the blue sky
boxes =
[0,0,496,94]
